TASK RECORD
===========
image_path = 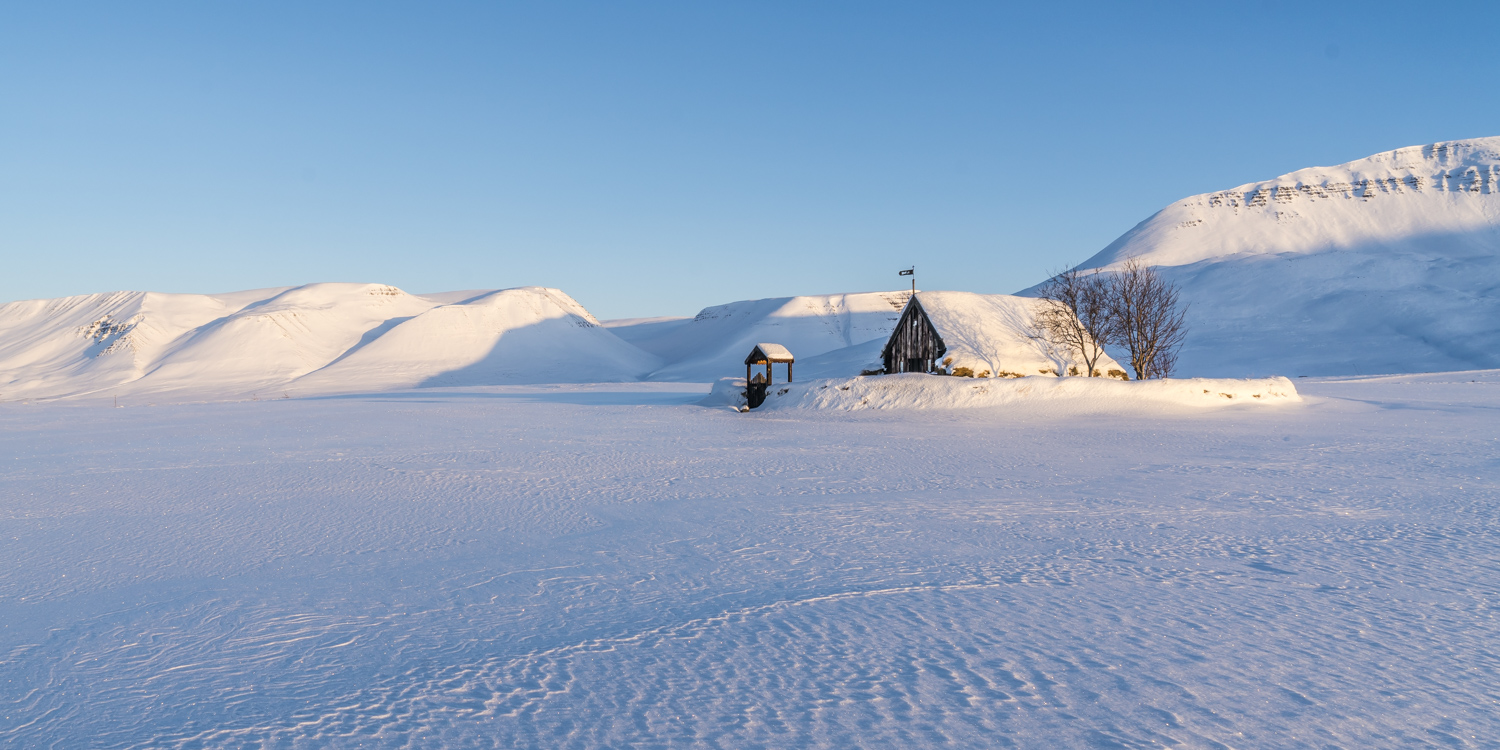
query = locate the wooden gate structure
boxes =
[744,343,794,408]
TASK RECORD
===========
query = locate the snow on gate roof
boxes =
[745,343,794,364]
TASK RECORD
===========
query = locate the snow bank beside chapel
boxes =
[708,373,1300,412]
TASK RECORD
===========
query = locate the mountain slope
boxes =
[1068,137,1500,376]
[294,287,662,390]
[131,283,441,394]
[614,291,913,382]
[0,287,291,399]
[0,285,655,400]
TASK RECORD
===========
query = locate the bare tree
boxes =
[1109,257,1188,379]
[1034,266,1114,376]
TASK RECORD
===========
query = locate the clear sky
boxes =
[3,2,1497,319]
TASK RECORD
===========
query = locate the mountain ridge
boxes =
[1080,136,1500,270]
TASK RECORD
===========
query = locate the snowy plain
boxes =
[4,135,1499,747]
[3,372,1498,748]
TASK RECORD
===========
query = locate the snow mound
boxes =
[630,291,913,381]
[293,287,662,390]
[793,338,889,380]
[1060,137,1500,377]
[727,373,1300,412]
[913,291,1126,378]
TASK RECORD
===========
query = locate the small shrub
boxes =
[996,371,1024,378]
[976,370,990,378]
[1068,366,1080,376]
[1108,369,1129,380]
[1038,368,1056,375]
[951,366,975,378]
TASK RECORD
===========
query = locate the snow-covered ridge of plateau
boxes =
[1064,136,1500,377]
[0,284,658,401]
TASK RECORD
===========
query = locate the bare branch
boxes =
[1108,258,1188,380]
[1034,266,1115,376]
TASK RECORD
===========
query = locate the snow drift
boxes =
[707,373,1300,412]
[792,337,890,381]
[1063,137,1500,377]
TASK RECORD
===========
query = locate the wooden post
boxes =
[788,362,793,382]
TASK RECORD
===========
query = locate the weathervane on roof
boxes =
[899,266,914,294]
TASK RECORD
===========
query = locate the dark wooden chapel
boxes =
[881,296,947,374]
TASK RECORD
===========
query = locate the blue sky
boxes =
[3,1,1497,319]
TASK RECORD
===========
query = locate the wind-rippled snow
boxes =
[2,376,1498,748]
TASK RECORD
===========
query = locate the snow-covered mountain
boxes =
[1068,137,1500,377]
[0,284,658,400]
[14,137,1495,399]
[608,291,914,382]
[294,287,661,391]
[0,286,300,399]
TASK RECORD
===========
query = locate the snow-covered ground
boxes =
[1058,137,1500,377]
[3,372,1498,747]
[5,135,1500,747]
